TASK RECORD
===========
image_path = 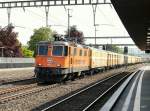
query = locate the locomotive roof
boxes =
[38,41,89,49]
[38,41,51,44]
[52,41,90,49]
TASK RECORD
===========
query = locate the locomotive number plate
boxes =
[47,58,53,63]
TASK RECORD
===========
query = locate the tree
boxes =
[53,31,65,41]
[28,27,54,52]
[0,24,22,57]
[22,46,33,57]
[65,25,84,44]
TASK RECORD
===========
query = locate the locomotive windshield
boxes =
[52,46,63,56]
[52,46,68,56]
[38,45,48,55]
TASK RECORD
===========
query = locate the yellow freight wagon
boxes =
[90,48,107,69]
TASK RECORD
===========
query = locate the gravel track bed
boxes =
[47,72,129,111]
[0,84,38,98]
[0,65,143,111]
[0,68,34,84]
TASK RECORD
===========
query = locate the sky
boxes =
[0,0,134,46]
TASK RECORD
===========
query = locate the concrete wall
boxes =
[0,57,35,68]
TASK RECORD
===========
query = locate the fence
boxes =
[0,57,35,68]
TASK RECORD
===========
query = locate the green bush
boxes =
[22,46,34,57]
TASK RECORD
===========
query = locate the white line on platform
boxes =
[100,70,139,111]
[121,70,142,111]
[133,70,145,111]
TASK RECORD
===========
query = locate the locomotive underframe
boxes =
[35,66,90,83]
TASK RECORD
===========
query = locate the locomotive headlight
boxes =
[38,64,42,66]
[57,64,61,67]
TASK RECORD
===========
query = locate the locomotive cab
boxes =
[35,41,90,83]
[35,41,68,68]
[35,41,69,83]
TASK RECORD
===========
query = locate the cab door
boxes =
[69,47,73,73]
[107,54,110,67]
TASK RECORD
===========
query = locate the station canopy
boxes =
[111,0,150,51]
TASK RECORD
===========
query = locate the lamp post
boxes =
[0,47,4,57]
[45,6,49,27]
[92,4,98,47]
[7,8,11,25]
[94,24,99,47]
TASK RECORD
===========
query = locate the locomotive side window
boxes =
[80,50,82,56]
[74,48,77,56]
[84,50,87,56]
[64,46,68,56]
[71,48,74,56]
[52,46,63,56]
[69,47,74,56]
[38,45,48,55]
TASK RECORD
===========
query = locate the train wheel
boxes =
[71,77,75,81]
[70,73,76,81]
[79,72,85,79]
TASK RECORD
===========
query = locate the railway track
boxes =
[0,77,36,86]
[37,71,137,111]
[100,70,141,111]
[0,83,60,104]
[0,65,141,105]
[0,84,37,96]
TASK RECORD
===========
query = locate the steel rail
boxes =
[100,70,140,111]
[82,71,139,111]
[0,65,141,104]
[40,71,130,111]
[0,84,59,104]
[0,77,36,86]
[0,83,37,95]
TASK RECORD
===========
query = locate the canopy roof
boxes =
[111,0,150,50]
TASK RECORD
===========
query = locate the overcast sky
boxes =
[0,0,134,46]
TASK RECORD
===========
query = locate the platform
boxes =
[100,66,150,111]
[0,67,34,82]
[0,67,34,72]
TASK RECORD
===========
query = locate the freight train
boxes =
[34,41,141,83]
